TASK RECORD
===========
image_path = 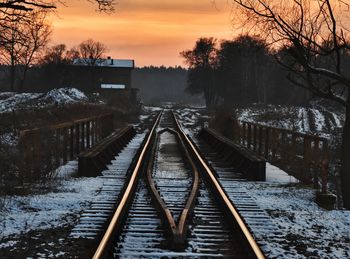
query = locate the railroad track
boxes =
[77,110,266,258]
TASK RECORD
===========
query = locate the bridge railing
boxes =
[18,113,113,181]
[238,120,329,192]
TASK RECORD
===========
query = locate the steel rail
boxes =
[92,112,162,259]
[146,127,200,247]
[171,111,265,259]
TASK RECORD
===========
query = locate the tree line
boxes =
[232,0,350,210]
[183,0,350,209]
[0,9,51,91]
[181,35,350,109]
[132,66,203,105]
[0,30,107,92]
[0,0,113,92]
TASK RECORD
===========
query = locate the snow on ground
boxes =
[139,114,149,122]
[175,107,206,134]
[0,92,17,100]
[241,164,350,258]
[241,178,350,258]
[55,160,79,179]
[0,132,18,146]
[0,89,99,241]
[41,88,88,105]
[176,107,350,259]
[1,105,348,257]
[312,109,325,132]
[332,112,343,128]
[237,104,344,138]
[142,105,163,113]
[0,93,42,113]
[299,108,310,132]
[0,240,18,249]
[133,105,163,132]
[266,162,299,183]
[0,162,103,239]
[0,88,89,113]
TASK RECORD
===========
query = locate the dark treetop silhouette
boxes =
[232,0,350,209]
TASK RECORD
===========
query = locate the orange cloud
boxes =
[50,0,236,66]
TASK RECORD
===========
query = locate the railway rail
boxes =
[76,110,266,258]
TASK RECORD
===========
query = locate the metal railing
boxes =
[18,113,113,181]
[238,120,329,191]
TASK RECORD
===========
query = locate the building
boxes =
[72,57,137,103]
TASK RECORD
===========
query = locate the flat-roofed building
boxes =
[71,57,137,103]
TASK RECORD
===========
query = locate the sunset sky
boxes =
[50,0,237,67]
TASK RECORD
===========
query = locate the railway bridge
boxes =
[68,109,282,258]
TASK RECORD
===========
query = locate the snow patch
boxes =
[0,132,18,147]
[0,176,103,239]
[42,88,88,105]
[142,106,163,113]
[0,240,18,249]
[266,162,299,183]
[55,160,79,179]
[312,109,325,132]
[0,93,42,113]
[238,179,350,258]
[237,104,344,136]
[332,112,342,128]
[0,88,89,114]
[176,106,349,258]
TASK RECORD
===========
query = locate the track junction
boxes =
[71,109,279,258]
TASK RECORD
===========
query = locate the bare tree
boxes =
[77,39,107,66]
[41,44,80,64]
[65,46,80,63]
[0,0,116,14]
[0,10,22,90]
[39,44,79,87]
[0,9,51,91]
[232,0,350,208]
[41,44,67,65]
[95,0,116,13]
[18,10,51,90]
[0,0,55,12]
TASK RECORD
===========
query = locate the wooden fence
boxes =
[238,120,329,192]
[18,113,113,181]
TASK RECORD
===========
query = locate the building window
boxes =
[101,84,126,89]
